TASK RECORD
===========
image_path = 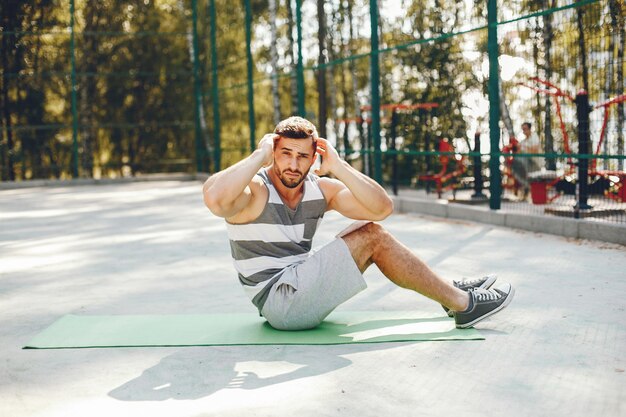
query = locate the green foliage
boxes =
[0,0,621,181]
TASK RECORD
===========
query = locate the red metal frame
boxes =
[591,94,626,202]
[417,138,467,198]
[511,78,576,202]
[517,77,575,162]
[592,94,626,170]
[501,136,524,196]
[517,78,626,203]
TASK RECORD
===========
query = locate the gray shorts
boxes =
[260,237,367,330]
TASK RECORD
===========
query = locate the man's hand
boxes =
[203,133,276,219]
[258,134,278,167]
[314,138,343,176]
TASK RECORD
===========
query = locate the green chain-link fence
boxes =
[1,0,624,223]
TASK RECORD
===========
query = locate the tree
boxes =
[1,1,20,181]
[78,2,108,177]
[538,0,557,170]
[3,0,619,183]
[609,0,625,170]
[316,0,327,138]
[325,1,339,146]
[269,0,281,125]
[285,0,298,115]
[576,7,590,93]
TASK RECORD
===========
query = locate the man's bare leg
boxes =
[340,222,469,312]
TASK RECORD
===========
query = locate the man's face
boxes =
[272,137,316,188]
[522,124,530,136]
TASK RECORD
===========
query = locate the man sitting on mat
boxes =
[202,116,514,330]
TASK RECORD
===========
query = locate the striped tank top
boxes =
[226,168,327,311]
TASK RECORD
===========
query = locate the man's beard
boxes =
[274,165,306,189]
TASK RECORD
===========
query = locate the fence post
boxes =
[69,0,79,178]
[209,0,221,172]
[244,0,256,152]
[472,131,487,200]
[487,0,501,210]
[191,0,205,173]
[575,90,592,214]
[369,0,382,184]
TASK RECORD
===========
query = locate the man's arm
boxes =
[203,134,275,218]
[315,138,393,221]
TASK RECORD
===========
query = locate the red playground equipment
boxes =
[506,77,576,203]
[515,77,626,204]
[591,94,626,202]
[418,137,467,198]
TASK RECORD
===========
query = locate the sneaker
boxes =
[442,274,498,317]
[454,274,498,291]
[453,283,515,329]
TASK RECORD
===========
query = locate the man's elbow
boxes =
[203,191,218,214]
[373,197,394,221]
[204,197,231,218]
[382,197,394,218]
[202,184,226,217]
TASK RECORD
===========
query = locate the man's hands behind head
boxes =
[258,134,278,167]
[313,138,342,177]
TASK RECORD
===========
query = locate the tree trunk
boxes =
[1,55,15,181]
[30,4,46,178]
[316,0,327,137]
[340,60,350,156]
[269,0,281,125]
[542,0,555,170]
[498,72,515,140]
[376,1,386,104]
[348,0,366,173]
[80,2,101,178]
[181,0,210,172]
[616,3,625,171]
[533,17,542,137]
[286,0,298,115]
[79,76,96,177]
[1,3,17,181]
[576,8,589,93]
[604,0,617,169]
[326,4,339,146]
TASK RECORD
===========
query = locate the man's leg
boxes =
[340,222,470,312]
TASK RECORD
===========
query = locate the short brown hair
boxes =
[274,116,318,139]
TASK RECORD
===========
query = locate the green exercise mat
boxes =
[24,311,483,349]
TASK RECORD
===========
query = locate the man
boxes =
[510,122,544,196]
[203,116,514,330]
[520,122,543,173]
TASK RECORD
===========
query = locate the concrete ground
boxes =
[1,180,624,417]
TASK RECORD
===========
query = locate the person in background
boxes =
[520,122,543,174]
[511,122,544,197]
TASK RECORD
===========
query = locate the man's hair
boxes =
[522,122,532,129]
[274,116,318,140]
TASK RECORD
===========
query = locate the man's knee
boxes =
[341,221,389,250]
[340,222,390,272]
[360,221,387,238]
[346,220,383,236]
